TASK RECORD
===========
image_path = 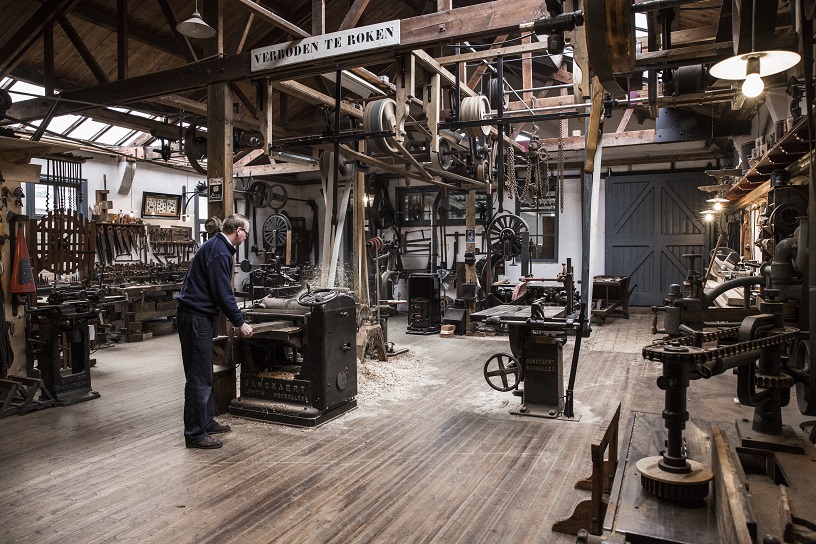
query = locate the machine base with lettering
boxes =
[229,289,357,427]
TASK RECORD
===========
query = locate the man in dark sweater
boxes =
[176,214,254,449]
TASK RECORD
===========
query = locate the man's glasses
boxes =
[237,226,249,235]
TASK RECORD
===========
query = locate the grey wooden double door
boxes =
[605,171,710,307]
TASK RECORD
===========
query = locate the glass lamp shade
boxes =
[177,11,216,39]
[710,50,801,80]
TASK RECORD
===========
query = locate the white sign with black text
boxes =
[250,20,400,72]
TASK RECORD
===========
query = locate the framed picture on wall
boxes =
[141,192,182,219]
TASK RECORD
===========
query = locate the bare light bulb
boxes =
[712,202,723,211]
[703,212,714,223]
[742,72,764,97]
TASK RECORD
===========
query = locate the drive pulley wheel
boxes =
[795,339,816,415]
[247,181,269,208]
[430,137,453,171]
[487,212,528,259]
[319,150,355,180]
[264,183,288,209]
[487,78,508,110]
[460,95,492,138]
[298,288,339,306]
[363,98,400,155]
[262,213,291,252]
[484,352,521,391]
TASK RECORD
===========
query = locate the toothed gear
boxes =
[755,373,794,389]
[636,456,713,503]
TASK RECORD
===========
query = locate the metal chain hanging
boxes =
[45,160,50,213]
[557,120,565,213]
[520,148,535,202]
[505,146,517,199]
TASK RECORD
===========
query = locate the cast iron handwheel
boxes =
[262,213,291,251]
[484,352,521,392]
[298,288,339,306]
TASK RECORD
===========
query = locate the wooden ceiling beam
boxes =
[233,162,319,177]
[272,81,363,119]
[466,35,508,90]
[230,82,257,119]
[7,0,544,120]
[56,11,110,84]
[229,11,255,55]
[43,22,55,97]
[436,39,551,65]
[117,0,128,81]
[0,0,83,78]
[87,108,182,141]
[338,0,373,31]
[156,0,198,63]
[69,2,181,57]
[230,0,309,38]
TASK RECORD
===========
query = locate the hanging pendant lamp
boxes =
[709,0,800,98]
[177,1,216,39]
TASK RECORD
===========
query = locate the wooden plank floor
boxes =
[0,311,806,543]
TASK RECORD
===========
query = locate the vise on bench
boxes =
[229,289,357,427]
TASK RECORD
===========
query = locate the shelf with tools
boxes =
[726,115,814,202]
[94,222,148,266]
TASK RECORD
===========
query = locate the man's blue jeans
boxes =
[177,306,216,441]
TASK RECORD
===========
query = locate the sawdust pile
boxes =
[357,351,442,404]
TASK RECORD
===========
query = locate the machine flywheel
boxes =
[487,212,528,259]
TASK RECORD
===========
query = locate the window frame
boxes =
[517,195,558,263]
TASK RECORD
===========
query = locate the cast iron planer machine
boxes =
[229,288,357,427]
[472,259,585,420]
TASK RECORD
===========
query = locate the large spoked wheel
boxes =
[484,352,521,392]
[298,288,339,306]
[795,339,816,415]
[487,212,528,259]
[262,213,291,251]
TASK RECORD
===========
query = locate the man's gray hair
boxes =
[222,214,249,234]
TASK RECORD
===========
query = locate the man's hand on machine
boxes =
[239,323,254,338]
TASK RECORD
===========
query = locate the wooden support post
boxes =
[396,54,415,145]
[311,0,325,35]
[206,82,234,220]
[522,34,532,104]
[259,78,274,155]
[353,143,369,307]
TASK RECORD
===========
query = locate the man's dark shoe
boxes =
[207,421,231,434]
[185,435,223,449]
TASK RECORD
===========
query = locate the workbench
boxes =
[109,282,182,341]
